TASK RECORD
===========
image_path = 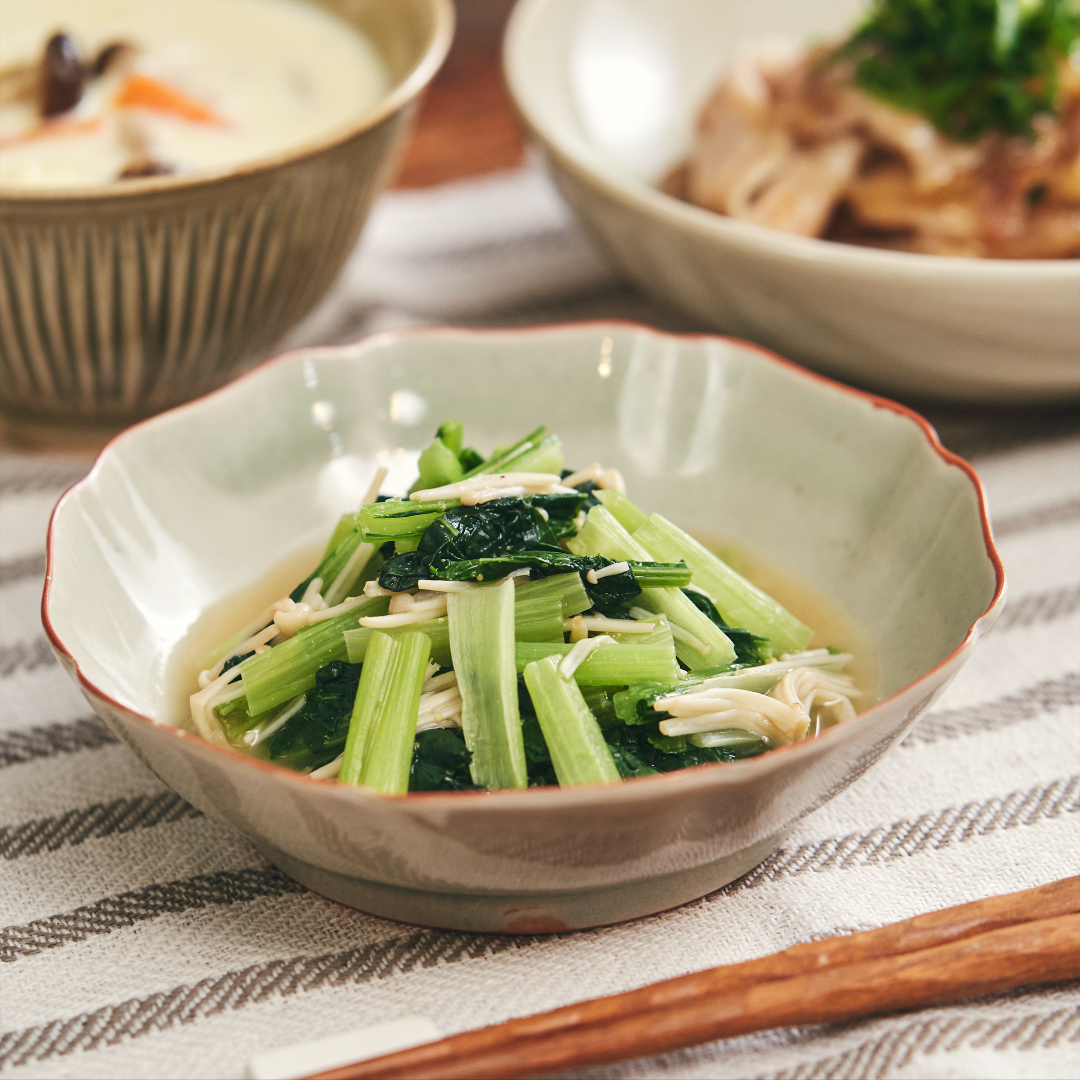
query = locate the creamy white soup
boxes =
[0,0,390,188]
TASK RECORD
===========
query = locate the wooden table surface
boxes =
[391,0,525,189]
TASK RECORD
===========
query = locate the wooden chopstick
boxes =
[308,877,1080,1080]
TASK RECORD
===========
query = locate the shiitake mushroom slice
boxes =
[92,41,137,77]
[41,32,84,116]
[118,158,176,179]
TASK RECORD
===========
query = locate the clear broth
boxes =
[167,534,878,735]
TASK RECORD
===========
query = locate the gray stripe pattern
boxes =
[0,459,90,497]
[1,792,201,860]
[0,716,117,768]
[0,552,46,588]
[762,993,1080,1080]
[721,775,1079,894]
[0,930,527,1070]
[0,637,55,678]
[9,773,1073,965]
[0,678,1069,959]
[908,671,1079,745]
[0,869,305,963]
[995,583,1080,631]
[994,495,1080,539]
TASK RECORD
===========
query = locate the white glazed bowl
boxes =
[43,324,1004,932]
[503,0,1080,404]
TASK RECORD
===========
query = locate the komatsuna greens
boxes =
[188,421,862,792]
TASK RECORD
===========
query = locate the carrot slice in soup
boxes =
[0,116,103,148]
[115,73,223,125]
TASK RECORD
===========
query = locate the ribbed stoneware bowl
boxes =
[0,0,452,431]
[504,0,1080,404]
[43,323,1005,932]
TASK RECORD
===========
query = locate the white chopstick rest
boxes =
[246,1016,440,1080]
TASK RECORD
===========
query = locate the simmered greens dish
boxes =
[189,422,860,792]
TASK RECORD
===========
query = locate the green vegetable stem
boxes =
[568,506,737,671]
[340,630,431,793]
[448,578,528,789]
[523,656,622,786]
[241,597,389,716]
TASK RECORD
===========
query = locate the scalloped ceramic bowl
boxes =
[503,0,1080,404]
[43,323,1004,932]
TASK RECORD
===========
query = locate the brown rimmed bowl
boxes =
[0,0,453,438]
[43,323,1005,932]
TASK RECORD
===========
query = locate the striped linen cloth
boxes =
[1,166,1078,1080]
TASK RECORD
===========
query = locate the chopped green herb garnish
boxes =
[835,0,1080,139]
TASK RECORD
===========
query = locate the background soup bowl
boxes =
[43,323,1004,932]
[503,0,1080,405]
[0,0,453,434]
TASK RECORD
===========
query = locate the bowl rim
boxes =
[503,0,1080,280]
[41,321,1006,809]
[0,0,455,204]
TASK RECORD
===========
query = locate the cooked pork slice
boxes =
[685,39,811,215]
[771,52,863,144]
[659,161,690,200]
[846,164,981,247]
[678,30,1076,257]
[985,206,1080,259]
[1045,147,1080,201]
[685,80,792,216]
[971,120,1073,248]
[1039,85,1080,201]
[728,36,806,111]
[742,136,863,236]
[894,233,987,257]
[841,88,981,191]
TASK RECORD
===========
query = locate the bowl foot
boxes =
[254,831,787,933]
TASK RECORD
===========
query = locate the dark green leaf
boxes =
[422,499,562,561]
[376,497,589,591]
[526,492,586,521]
[265,660,363,771]
[570,477,603,510]
[409,729,480,791]
[221,651,252,675]
[430,549,649,605]
[647,730,688,754]
[682,589,772,665]
[378,550,431,592]
[604,721,772,771]
[605,740,659,778]
[458,447,484,472]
